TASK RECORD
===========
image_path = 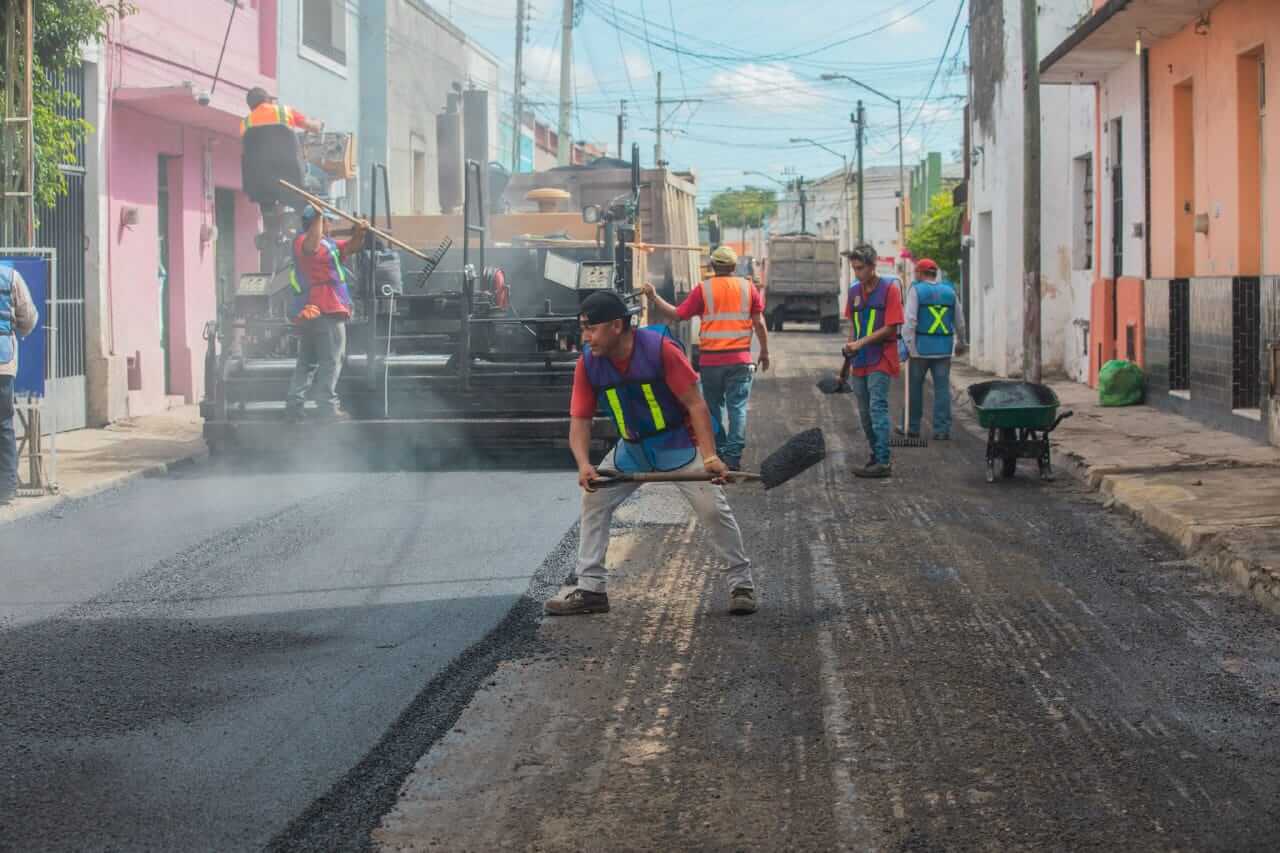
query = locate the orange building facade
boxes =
[1044,0,1280,445]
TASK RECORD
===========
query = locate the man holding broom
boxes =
[546,290,758,617]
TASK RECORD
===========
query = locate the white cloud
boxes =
[708,63,823,112]
[622,52,653,84]
[522,44,598,93]
[887,7,926,34]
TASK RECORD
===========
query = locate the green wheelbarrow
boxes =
[968,381,1074,483]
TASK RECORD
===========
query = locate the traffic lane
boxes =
[2,469,377,628]
[2,468,580,852]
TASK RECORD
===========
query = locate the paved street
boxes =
[5,332,1280,852]
[2,467,580,851]
[377,331,1280,851]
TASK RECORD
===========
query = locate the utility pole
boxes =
[557,0,573,166]
[853,101,865,244]
[511,0,526,173]
[1021,0,1042,381]
[617,99,626,158]
[654,70,700,168]
[796,176,807,235]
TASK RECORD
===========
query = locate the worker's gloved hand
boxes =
[578,464,601,493]
[296,304,321,323]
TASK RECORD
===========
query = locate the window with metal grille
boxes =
[1169,279,1190,391]
[1232,276,1261,409]
[1074,154,1093,269]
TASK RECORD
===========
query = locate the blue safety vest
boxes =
[914,281,956,357]
[583,327,697,473]
[0,264,15,365]
[289,236,353,318]
[847,277,893,369]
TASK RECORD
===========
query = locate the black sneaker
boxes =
[544,587,611,615]
[854,462,892,479]
[285,407,306,424]
[893,426,920,438]
[725,457,743,472]
[932,432,951,441]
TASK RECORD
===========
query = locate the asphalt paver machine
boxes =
[201,148,653,461]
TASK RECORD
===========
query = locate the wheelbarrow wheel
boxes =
[999,428,1018,479]
[985,457,996,483]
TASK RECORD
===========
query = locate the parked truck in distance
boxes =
[763,235,841,333]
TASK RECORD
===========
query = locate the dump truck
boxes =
[202,147,669,461]
[763,235,841,333]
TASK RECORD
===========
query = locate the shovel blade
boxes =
[759,428,826,490]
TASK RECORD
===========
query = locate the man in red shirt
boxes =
[547,290,757,617]
[285,205,367,421]
[641,245,769,471]
[842,243,904,478]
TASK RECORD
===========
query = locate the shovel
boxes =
[590,428,826,491]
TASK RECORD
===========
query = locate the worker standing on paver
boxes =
[903,258,965,440]
[0,262,38,506]
[547,290,757,616]
[285,206,367,422]
[843,243,905,478]
[641,245,770,471]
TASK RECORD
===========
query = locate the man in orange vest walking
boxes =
[642,245,770,471]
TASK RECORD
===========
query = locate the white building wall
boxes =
[1097,60,1148,281]
[967,0,1094,378]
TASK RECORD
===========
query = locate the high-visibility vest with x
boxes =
[699,276,754,353]
[583,328,696,473]
[0,264,15,365]
[914,281,956,357]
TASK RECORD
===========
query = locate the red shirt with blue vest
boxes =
[293,234,355,318]
[571,328,701,472]
[845,277,905,378]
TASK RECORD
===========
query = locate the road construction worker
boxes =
[903,258,966,441]
[284,205,367,422]
[240,87,323,136]
[547,290,757,616]
[641,245,770,471]
[842,243,905,478]
[1,263,38,506]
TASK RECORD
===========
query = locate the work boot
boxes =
[314,408,351,423]
[725,457,743,472]
[894,426,920,438]
[729,586,757,615]
[932,432,951,441]
[544,587,610,616]
[855,462,892,479]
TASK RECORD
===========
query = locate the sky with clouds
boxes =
[441,0,969,204]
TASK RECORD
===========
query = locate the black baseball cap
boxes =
[579,290,630,324]
[246,87,273,108]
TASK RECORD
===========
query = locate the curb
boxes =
[0,445,209,527]
[948,369,1280,616]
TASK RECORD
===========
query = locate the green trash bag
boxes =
[1098,359,1145,407]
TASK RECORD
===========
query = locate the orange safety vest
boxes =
[241,102,297,136]
[699,276,754,353]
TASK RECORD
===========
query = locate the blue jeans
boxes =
[0,375,16,499]
[908,357,953,436]
[849,371,891,465]
[699,363,753,462]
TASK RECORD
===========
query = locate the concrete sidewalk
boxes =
[950,363,1280,614]
[1,406,206,526]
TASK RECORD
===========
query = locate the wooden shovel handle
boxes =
[592,470,761,486]
[277,180,432,261]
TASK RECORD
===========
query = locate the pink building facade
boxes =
[95,0,277,420]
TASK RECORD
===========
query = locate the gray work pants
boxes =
[574,446,754,594]
[286,315,346,414]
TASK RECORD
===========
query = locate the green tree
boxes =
[706,187,777,230]
[4,1,130,211]
[906,191,962,280]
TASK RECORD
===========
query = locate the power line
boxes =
[899,0,966,146]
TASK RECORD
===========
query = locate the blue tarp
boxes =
[2,255,49,397]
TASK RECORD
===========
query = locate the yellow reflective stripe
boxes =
[926,305,949,334]
[853,313,861,337]
[641,384,666,431]
[605,388,629,437]
[868,308,877,333]
[289,269,302,293]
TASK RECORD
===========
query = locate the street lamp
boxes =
[821,73,906,249]
[741,170,787,188]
